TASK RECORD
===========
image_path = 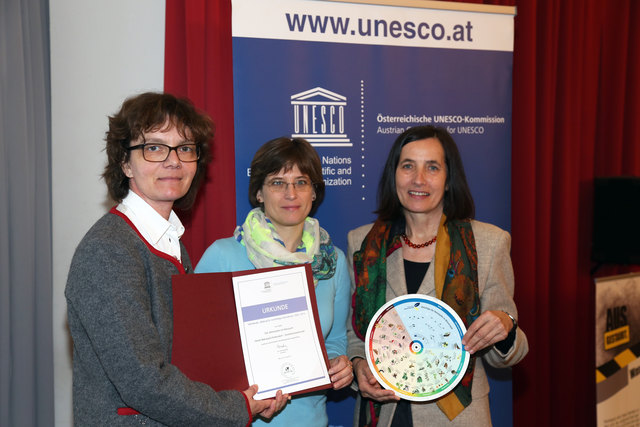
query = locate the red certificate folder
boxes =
[171,264,332,396]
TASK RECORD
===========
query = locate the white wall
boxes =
[50,1,165,424]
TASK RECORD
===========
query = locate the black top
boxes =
[404,259,430,294]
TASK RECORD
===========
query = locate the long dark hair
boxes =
[375,125,475,222]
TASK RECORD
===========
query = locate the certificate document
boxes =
[232,265,331,399]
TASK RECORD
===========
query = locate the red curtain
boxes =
[165,0,237,262]
[165,1,640,426]
[508,1,640,426]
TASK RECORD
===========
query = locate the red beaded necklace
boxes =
[401,233,437,249]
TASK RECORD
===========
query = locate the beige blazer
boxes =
[346,220,529,427]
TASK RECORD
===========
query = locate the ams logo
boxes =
[604,305,629,350]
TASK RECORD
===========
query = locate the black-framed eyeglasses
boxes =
[127,143,200,163]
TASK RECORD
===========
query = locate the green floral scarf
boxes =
[234,208,337,284]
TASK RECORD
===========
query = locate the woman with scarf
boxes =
[196,137,353,426]
[347,126,528,426]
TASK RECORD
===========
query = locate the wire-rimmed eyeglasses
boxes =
[127,143,200,162]
[264,178,314,193]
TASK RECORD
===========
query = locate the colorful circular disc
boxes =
[364,294,470,401]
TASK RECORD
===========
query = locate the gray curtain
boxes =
[0,0,54,425]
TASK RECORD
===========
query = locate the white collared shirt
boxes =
[116,191,185,261]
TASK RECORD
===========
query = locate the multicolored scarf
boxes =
[352,214,480,424]
[234,208,337,284]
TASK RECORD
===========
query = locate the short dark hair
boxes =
[248,137,325,216]
[102,92,213,210]
[375,125,475,222]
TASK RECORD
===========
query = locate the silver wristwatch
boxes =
[503,311,518,332]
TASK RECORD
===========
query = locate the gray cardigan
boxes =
[65,210,250,426]
[347,220,529,427]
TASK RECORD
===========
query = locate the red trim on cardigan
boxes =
[241,390,252,427]
[111,206,186,417]
[111,208,251,424]
[116,407,140,416]
[110,207,186,274]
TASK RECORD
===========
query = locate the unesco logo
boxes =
[281,362,296,378]
[291,87,351,147]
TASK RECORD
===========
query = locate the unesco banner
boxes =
[232,0,515,425]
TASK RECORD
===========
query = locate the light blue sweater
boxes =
[195,237,351,427]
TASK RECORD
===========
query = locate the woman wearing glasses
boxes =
[196,137,353,426]
[65,92,287,425]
